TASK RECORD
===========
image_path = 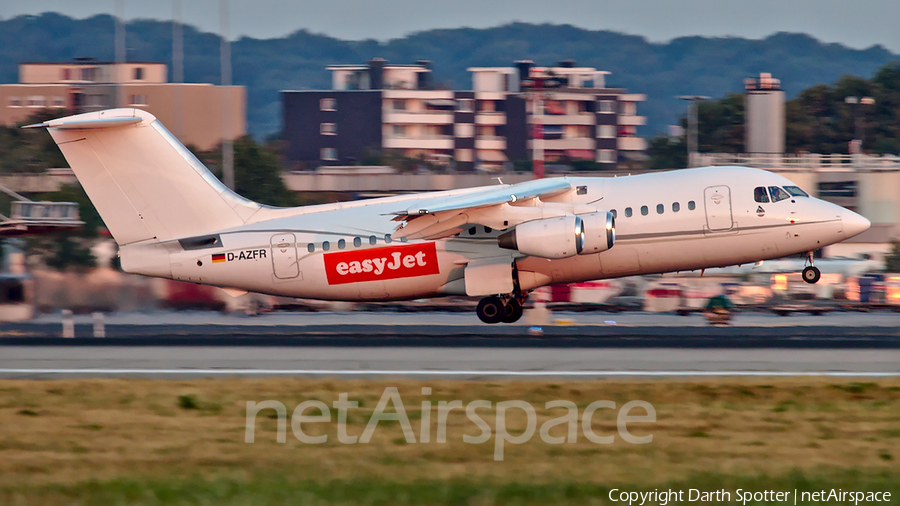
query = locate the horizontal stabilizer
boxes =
[23,116,143,130]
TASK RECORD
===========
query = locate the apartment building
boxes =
[282,59,646,172]
[0,58,245,150]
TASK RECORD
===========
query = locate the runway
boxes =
[1,311,897,378]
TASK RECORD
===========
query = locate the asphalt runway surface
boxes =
[0,311,898,378]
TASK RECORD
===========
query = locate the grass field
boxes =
[1,377,899,504]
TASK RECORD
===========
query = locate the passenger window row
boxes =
[307,234,405,253]
[611,200,696,219]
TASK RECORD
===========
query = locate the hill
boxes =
[0,14,897,137]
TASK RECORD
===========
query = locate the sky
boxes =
[1,0,899,53]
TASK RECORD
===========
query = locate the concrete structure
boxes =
[745,73,785,155]
[282,59,646,172]
[0,58,245,150]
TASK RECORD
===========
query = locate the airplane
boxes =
[26,108,871,323]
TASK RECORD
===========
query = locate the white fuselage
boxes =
[120,167,866,301]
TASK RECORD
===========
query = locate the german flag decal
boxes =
[211,253,226,263]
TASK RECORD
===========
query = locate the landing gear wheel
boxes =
[502,298,524,323]
[802,266,821,284]
[476,296,505,324]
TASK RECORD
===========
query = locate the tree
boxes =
[196,136,297,207]
[885,240,900,272]
[25,183,102,271]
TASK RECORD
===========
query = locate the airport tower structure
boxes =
[744,73,785,156]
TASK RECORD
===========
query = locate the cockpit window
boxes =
[783,185,809,197]
[768,186,790,202]
[753,187,769,203]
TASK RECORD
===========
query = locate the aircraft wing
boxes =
[390,178,599,240]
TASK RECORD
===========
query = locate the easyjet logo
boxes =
[323,242,440,285]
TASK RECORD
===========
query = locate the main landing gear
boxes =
[802,250,821,284]
[476,295,525,324]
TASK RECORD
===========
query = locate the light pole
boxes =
[678,95,709,168]
[844,96,875,154]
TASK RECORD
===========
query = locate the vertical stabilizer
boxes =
[27,108,262,245]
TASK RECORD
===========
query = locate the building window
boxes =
[129,95,147,106]
[393,99,406,111]
[27,96,46,108]
[598,100,616,113]
[597,149,616,163]
[61,69,71,80]
[8,97,21,108]
[81,67,97,81]
[320,122,336,135]
[598,125,615,138]
[456,98,474,112]
[620,102,637,116]
[392,124,406,137]
[320,98,336,111]
[51,97,65,108]
[133,67,144,80]
[321,147,337,160]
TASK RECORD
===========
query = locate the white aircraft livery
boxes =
[27,109,870,323]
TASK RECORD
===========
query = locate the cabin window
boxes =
[624,207,633,218]
[384,234,393,243]
[672,202,680,212]
[400,237,408,242]
[322,241,330,251]
[688,201,696,210]
[468,227,477,235]
[640,205,648,216]
[353,237,362,247]
[369,235,377,245]
[656,204,664,214]
[610,209,617,219]
[768,186,790,202]
[338,239,346,249]
[307,243,315,253]
[754,186,770,203]
[783,185,809,197]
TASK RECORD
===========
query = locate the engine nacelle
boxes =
[497,215,584,259]
[496,212,615,259]
[578,211,616,254]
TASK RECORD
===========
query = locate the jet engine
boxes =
[497,212,615,259]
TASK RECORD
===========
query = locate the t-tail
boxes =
[25,108,281,277]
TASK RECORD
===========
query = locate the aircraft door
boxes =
[271,233,300,279]
[704,185,734,231]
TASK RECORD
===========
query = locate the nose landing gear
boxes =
[802,251,821,284]
[476,295,525,324]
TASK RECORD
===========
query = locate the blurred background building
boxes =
[282,59,646,171]
[0,58,245,150]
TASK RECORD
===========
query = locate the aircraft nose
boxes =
[842,210,870,238]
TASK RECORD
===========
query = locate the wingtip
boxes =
[21,122,49,129]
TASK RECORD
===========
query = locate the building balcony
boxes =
[618,137,647,151]
[618,115,647,126]
[383,135,454,150]
[539,113,595,126]
[475,112,506,126]
[529,137,595,151]
[383,112,454,125]
[475,137,506,150]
